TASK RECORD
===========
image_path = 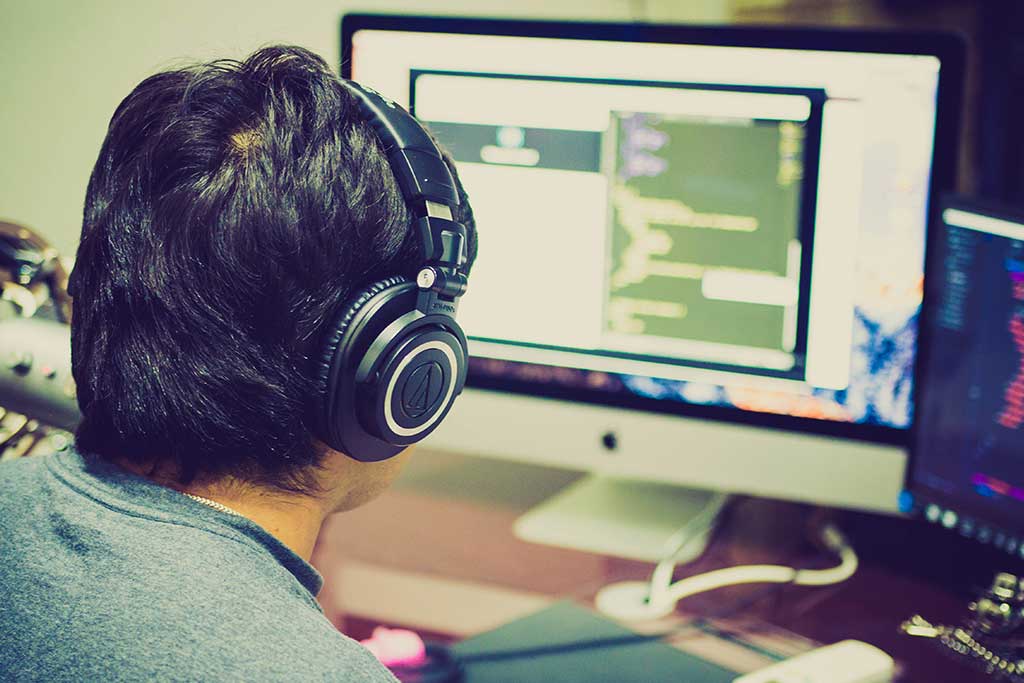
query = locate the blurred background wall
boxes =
[0,0,998,257]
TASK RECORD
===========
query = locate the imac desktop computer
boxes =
[343,15,965,560]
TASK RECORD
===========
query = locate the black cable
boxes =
[693,622,788,663]
[460,581,791,664]
[388,586,789,683]
[460,631,669,664]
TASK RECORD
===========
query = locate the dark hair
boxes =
[70,46,476,492]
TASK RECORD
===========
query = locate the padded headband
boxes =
[342,80,469,311]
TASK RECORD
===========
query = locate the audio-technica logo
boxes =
[402,362,446,419]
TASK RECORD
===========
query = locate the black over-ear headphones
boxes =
[311,80,470,462]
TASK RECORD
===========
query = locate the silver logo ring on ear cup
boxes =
[382,340,458,438]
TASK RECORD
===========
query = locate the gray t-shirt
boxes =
[0,447,397,682]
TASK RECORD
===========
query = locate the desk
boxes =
[311,450,1001,682]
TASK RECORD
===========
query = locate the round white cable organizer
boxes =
[595,523,858,621]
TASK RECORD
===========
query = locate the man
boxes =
[0,45,476,681]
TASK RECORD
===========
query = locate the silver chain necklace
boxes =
[181,491,243,517]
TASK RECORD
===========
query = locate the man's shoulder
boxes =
[3,603,395,682]
[0,453,55,529]
[2,539,395,682]
[219,616,395,681]
[0,452,397,682]
[141,603,396,682]
[0,450,45,485]
[1,525,395,681]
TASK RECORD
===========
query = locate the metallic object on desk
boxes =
[972,573,1024,636]
[0,316,77,461]
[0,220,72,323]
[0,219,78,462]
[901,573,1024,680]
[0,316,78,430]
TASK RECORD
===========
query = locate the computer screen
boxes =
[345,17,962,443]
[909,198,1024,554]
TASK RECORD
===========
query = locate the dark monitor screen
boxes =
[909,197,1024,554]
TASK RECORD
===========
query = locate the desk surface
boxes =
[311,450,1006,682]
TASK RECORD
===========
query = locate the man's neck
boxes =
[114,446,410,562]
[179,484,328,561]
[114,460,332,561]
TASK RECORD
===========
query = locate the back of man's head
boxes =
[70,45,476,492]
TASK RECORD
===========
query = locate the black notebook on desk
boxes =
[454,602,737,683]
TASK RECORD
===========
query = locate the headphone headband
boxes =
[342,81,459,208]
[342,81,469,311]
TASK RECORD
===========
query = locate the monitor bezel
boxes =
[341,13,966,448]
[909,194,1024,536]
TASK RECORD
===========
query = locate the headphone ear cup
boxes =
[311,275,469,462]
[312,275,409,449]
[360,326,467,446]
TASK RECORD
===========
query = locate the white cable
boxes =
[648,492,729,606]
[658,522,856,607]
[596,522,858,621]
